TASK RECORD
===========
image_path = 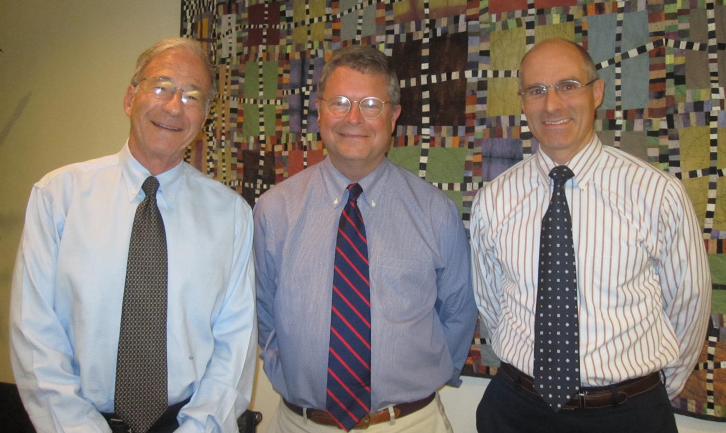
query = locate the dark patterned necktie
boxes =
[534,165,580,412]
[115,176,168,432]
[325,183,371,431]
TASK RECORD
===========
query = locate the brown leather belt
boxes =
[283,393,436,429]
[499,362,662,410]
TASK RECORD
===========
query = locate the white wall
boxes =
[0,0,183,383]
[0,2,722,432]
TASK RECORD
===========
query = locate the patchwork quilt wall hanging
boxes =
[181,0,725,421]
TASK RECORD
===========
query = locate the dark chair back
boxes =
[0,382,35,433]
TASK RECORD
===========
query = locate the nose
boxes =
[162,90,185,115]
[543,87,565,111]
[343,102,364,125]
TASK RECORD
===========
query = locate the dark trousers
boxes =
[102,398,189,433]
[476,370,677,433]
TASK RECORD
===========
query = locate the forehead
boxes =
[143,48,211,92]
[520,42,588,85]
[324,66,388,98]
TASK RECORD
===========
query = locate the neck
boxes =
[128,142,182,175]
[543,132,595,165]
[329,157,383,182]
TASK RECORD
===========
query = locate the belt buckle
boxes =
[578,390,587,410]
[107,418,131,433]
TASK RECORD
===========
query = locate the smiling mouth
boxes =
[543,119,572,125]
[152,121,183,131]
[339,132,368,138]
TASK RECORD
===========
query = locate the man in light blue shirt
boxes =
[10,38,257,433]
[254,46,477,432]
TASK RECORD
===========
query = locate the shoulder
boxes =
[384,163,463,229]
[181,163,252,216]
[488,154,536,188]
[476,154,537,202]
[600,146,682,189]
[256,163,321,209]
[182,163,243,198]
[387,162,454,208]
[35,153,120,191]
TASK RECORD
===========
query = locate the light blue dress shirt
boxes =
[254,157,477,412]
[10,144,257,433]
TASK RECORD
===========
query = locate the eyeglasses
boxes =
[135,77,209,110]
[519,79,598,102]
[319,96,391,120]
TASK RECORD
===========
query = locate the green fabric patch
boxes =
[491,27,525,70]
[388,146,422,176]
[710,255,726,286]
[712,290,726,314]
[425,147,467,183]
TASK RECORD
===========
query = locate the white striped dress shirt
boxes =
[470,135,711,398]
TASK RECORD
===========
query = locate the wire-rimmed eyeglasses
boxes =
[319,96,391,120]
[519,79,598,102]
[135,77,209,110]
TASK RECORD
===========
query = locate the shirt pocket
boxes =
[373,256,436,323]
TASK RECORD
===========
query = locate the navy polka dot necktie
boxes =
[326,183,371,431]
[115,176,168,432]
[534,165,580,412]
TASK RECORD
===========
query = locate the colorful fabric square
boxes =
[182,0,726,422]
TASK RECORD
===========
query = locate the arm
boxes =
[253,198,276,350]
[435,201,478,386]
[657,181,712,399]
[10,185,112,433]
[469,190,503,335]
[251,197,289,396]
[175,199,257,432]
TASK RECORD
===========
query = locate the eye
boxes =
[152,80,175,96]
[361,98,383,110]
[558,81,580,92]
[183,90,203,102]
[330,97,349,108]
[525,86,547,97]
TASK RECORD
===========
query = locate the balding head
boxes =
[519,38,598,90]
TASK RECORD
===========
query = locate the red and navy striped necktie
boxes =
[326,183,371,431]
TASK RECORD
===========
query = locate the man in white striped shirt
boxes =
[471,38,711,432]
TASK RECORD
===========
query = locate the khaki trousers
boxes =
[266,394,454,433]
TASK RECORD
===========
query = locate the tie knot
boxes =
[347,183,363,203]
[142,176,160,197]
[549,166,574,183]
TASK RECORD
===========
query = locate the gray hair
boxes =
[317,45,400,106]
[130,37,217,106]
[519,38,599,88]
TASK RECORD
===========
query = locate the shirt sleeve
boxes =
[175,198,258,433]
[435,200,478,387]
[657,180,712,399]
[251,197,288,397]
[10,185,113,433]
[470,190,503,336]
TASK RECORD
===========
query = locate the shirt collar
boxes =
[119,140,184,208]
[319,157,391,210]
[534,134,603,189]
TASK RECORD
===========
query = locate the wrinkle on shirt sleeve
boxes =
[435,200,478,387]
[10,184,112,433]
[176,197,258,432]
